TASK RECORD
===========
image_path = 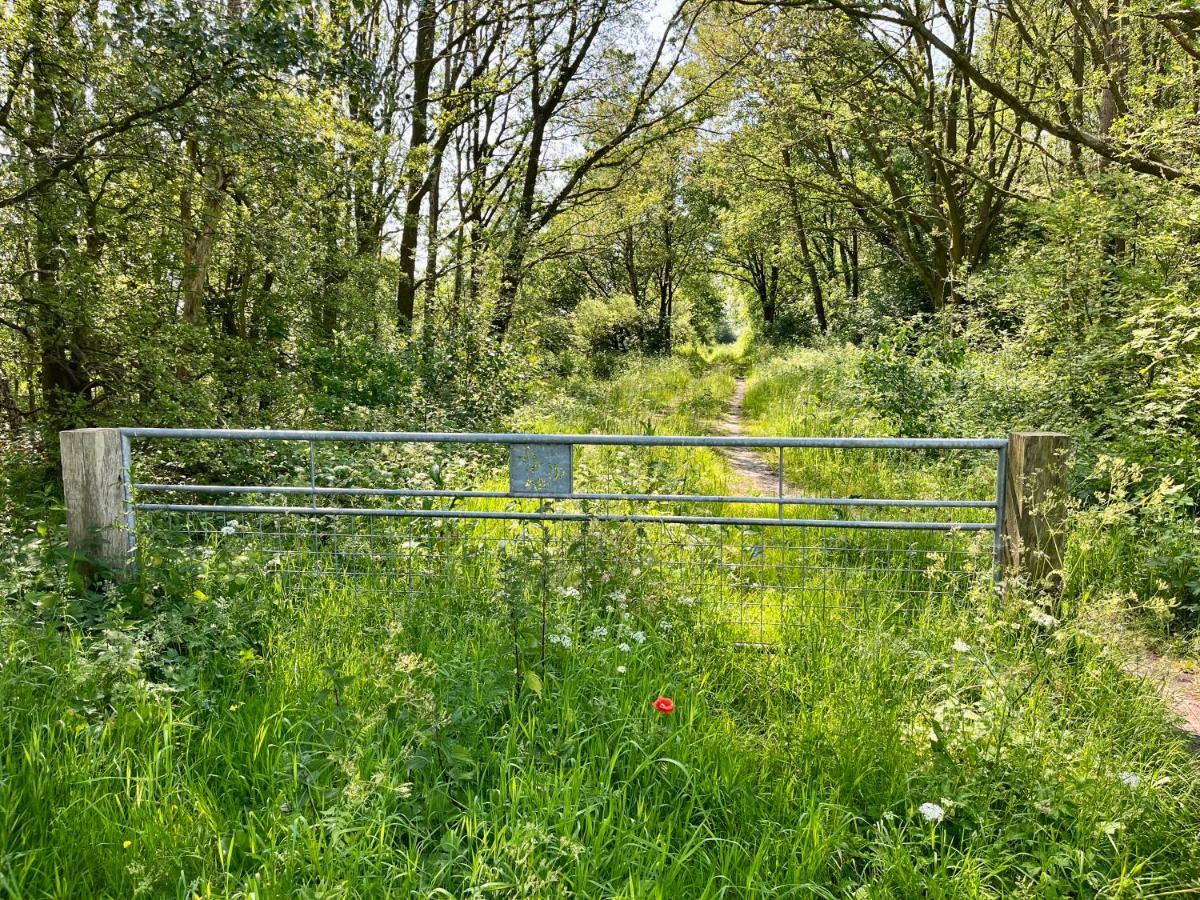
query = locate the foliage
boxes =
[2,0,1200,888]
[0,0,716,453]
[2,353,1199,895]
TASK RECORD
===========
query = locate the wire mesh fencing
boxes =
[123,429,1007,657]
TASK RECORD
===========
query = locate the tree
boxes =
[742,0,1200,188]
[484,0,722,338]
[546,131,719,351]
[700,0,1031,320]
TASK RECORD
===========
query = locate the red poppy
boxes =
[652,696,675,715]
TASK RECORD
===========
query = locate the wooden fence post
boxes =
[60,428,133,579]
[1003,431,1072,589]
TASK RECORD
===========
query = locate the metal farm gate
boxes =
[115,428,1008,650]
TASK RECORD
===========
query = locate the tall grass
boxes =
[1,350,1198,897]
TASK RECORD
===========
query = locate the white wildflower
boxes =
[1029,609,1059,628]
[918,802,945,823]
[659,620,673,632]
[220,524,236,536]
[617,642,631,653]
[952,639,971,653]
[1118,771,1141,788]
[560,587,580,600]
[591,625,609,639]
[616,665,627,675]
[631,631,646,644]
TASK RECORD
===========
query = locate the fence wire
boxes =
[134,501,994,651]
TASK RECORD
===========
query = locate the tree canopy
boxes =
[0,0,1196,475]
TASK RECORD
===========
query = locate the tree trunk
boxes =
[782,147,827,333]
[623,225,640,306]
[180,140,227,324]
[423,156,442,332]
[1097,0,1129,170]
[29,0,87,433]
[490,111,546,337]
[396,0,436,329]
[657,220,674,349]
[796,222,827,333]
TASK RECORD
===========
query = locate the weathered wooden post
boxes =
[60,428,134,579]
[1003,431,1072,589]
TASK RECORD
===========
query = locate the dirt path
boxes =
[716,377,783,496]
[1127,648,1200,751]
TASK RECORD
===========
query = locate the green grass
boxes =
[2,349,1199,897]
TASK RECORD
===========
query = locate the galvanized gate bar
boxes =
[132,502,998,531]
[130,482,996,509]
[119,427,1007,451]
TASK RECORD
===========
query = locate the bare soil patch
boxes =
[716,377,782,496]
[1126,648,1200,750]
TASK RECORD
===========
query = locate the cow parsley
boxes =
[918,802,945,823]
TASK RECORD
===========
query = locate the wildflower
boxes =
[123,840,132,849]
[560,586,580,600]
[1029,609,1059,628]
[616,665,627,675]
[220,524,236,536]
[1118,771,1141,788]
[547,633,572,649]
[591,625,609,638]
[952,639,970,653]
[918,802,945,823]
[658,620,673,632]
[652,696,675,715]
[631,631,646,644]
[618,642,631,653]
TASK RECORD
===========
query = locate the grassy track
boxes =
[2,351,1199,897]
